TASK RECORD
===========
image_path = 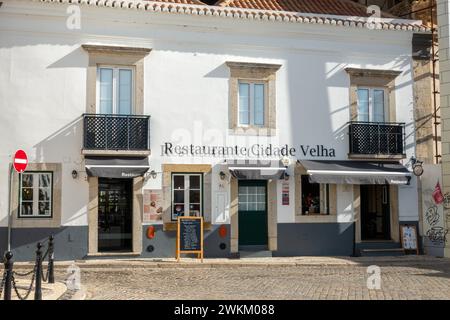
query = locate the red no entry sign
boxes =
[13,149,28,173]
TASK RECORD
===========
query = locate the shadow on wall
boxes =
[204,63,230,79]
[8,226,88,262]
[0,117,89,261]
[47,46,87,69]
[33,116,84,165]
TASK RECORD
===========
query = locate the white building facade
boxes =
[0,0,426,260]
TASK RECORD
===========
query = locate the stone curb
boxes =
[11,256,449,270]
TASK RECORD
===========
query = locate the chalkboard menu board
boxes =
[176,216,204,262]
[400,225,419,255]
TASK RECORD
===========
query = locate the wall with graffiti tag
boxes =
[421,164,449,257]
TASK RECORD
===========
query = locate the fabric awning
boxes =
[225,159,286,179]
[85,156,150,179]
[298,160,411,185]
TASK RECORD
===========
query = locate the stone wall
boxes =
[437,0,450,258]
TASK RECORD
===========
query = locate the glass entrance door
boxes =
[98,178,132,252]
[361,185,391,240]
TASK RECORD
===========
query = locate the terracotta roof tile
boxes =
[34,0,428,32]
[215,0,396,18]
[145,0,206,4]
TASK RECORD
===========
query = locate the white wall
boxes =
[337,185,354,223]
[0,1,419,227]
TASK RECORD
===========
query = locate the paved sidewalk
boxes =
[13,255,448,269]
[45,256,450,300]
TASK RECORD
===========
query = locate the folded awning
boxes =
[225,159,286,179]
[85,156,149,179]
[298,160,411,185]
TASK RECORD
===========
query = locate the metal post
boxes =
[7,163,13,252]
[48,236,55,284]
[34,243,42,300]
[3,251,13,300]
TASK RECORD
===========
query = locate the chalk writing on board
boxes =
[180,219,201,251]
[177,216,204,262]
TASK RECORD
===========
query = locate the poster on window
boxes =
[143,189,163,224]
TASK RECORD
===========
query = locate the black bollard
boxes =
[48,235,55,284]
[3,251,13,300]
[34,242,42,300]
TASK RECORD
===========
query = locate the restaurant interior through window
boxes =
[301,175,330,215]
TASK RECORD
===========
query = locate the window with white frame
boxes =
[238,81,265,126]
[19,172,53,218]
[171,173,203,220]
[357,88,387,123]
[97,66,134,115]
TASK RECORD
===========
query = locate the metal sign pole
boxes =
[7,162,13,252]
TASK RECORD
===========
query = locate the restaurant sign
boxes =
[162,142,336,158]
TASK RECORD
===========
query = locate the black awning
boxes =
[298,160,411,185]
[85,156,149,179]
[225,159,286,180]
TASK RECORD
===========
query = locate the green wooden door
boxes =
[238,180,268,246]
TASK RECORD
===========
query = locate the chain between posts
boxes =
[0,269,7,298]
[1,235,55,300]
[11,265,37,301]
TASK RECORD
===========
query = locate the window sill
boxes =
[229,127,276,136]
[17,217,53,219]
[295,214,338,223]
[164,222,212,231]
[12,218,60,228]
[87,252,141,257]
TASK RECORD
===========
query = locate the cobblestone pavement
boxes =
[54,258,450,300]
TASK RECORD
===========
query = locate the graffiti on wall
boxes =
[424,200,448,245]
[421,164,449,250]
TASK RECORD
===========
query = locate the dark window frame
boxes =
[170,172,204,221]
[18,171,54,219]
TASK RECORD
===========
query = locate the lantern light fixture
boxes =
[219,171,226,180]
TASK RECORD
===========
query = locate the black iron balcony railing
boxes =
[83,114,150,151]
[348,121,405,156]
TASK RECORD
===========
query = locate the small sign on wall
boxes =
[282,182,289,206]
[143,189,163,223]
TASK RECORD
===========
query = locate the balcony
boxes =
[83,114,150,155]
[348,121,406,159]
